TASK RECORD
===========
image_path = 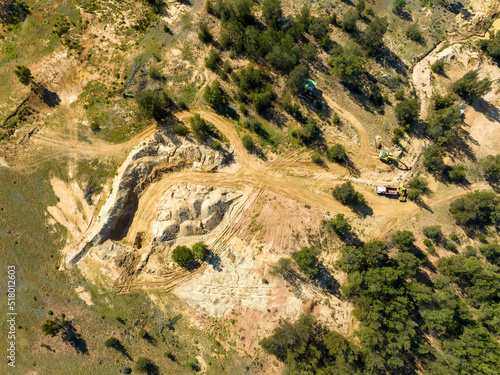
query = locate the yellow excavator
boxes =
[379,150,411,170]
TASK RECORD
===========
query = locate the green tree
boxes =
[423,225,442,241]
[204,80,226,108]
[297,4,311,28]
[301,42,317,62]
[292,247,320,279]
[329,44,365,84]
[308,17,329,40]
[327,213,351,236]
[479,244,500,265]
[104,337,119,348]
[392,230,416,251]
[14,65,33,86]
[40,317,65,337]
[423,144,444,172]
[242,134,254,150]
[189,114,209,141]
[198,22,212,42]
[407,176,428,201]
[135,357,158,374]
[287,65,309,94]
[482,155,500,179]
[262,0,283,29]
[444,164,466,182]
[394,98,420,131]
[332,181,365,206]
[361,16,388,53]
[205,48,220,70]
[172,245,194,268]
[393,0,406,11]
[431,60,445,75]
[406,22,421,41]
[326,143,347,162]
[449,190,499,228]
[356,0,366,14]
[192,242,208,260]
[337,241,389,273]
[342,8,359,32]
[452,70,492,103]
[135,89,172,120]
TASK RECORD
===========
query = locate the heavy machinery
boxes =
[379,150,411,170]
[377,183,407,202]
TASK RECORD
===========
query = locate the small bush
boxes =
[90,121,100,133]
[406,23,421,41]
[104,337,120,348]
[431,60,445,75]
[445,241,457,252]
[173,123,189,136]
[427,245,436,255]
[326,144,347,163]
[261,278,269,284]
[192,242,208,260]
[135,357,157,374]
[482,155,500,179]
[332,114,340,124]
[205,48,219,70]
[311,152,323,164]
[423,225,441,241]
[327,214,352,236]
[172,245,194,268]
[395,90,405,101]
[423,238,432,247]
[332,182,365,206]
[198,22,212,42]
[212,140,221,150]
[138,329,148,339]
[242,135,254,150]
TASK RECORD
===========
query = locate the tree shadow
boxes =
[372,45,409,76]
[341,231,363,246]
[313,265,341,296]
[207,251,223,272]
[393,9,413,21]
[160,314,182,333]
[113,341,132,360]
[61,321,88,355]
[472,97,500,123]
[33,84,61,108]
[352,203,373,217]
[343,158,361,177]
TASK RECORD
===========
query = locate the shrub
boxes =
[342,8,359,32]
[423,238,432,247]
[395,90,404,101]
[326,144,347,163]
[242,135,254,150]
[90,121,100,133]
[204,80,226,108]
[104,337,120,348]
[14,65,33,86]
[329,44,365,84]
[292,247,320,279]
[449,191,499,229]
[479,244,500,265]
[192,242,208,260]
[287,65,309,94]
[394,98,420,131]
[444,164,466,182]
[423,144,444,172]
[452,70,492,103]
[431,60,445,75]
[332,182,365,206]
[135,89,173,120]
[427,245,436,255]
[361,16,388,52]
[309,17,329,40]
[173,123,189,136]
[393,0,406,11]
[311,152,323,164]
[261,277,269,284]
[445,241,457,252]
[407,176,428,201]
[406,23,421,41]
[212,140,221,150]
[205,48,219,70]
[223,60,232,74]
[482,155,500,179]
[198,22,212,42]
[327,214,351,236]
[189,114,209,141]
[172,245,194,268]
[270,258,292,277]
[138,329,148,339]
[135,357,157,374]
[423,225,442,241]
[332,114,340,124]
[392,230,416,251]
